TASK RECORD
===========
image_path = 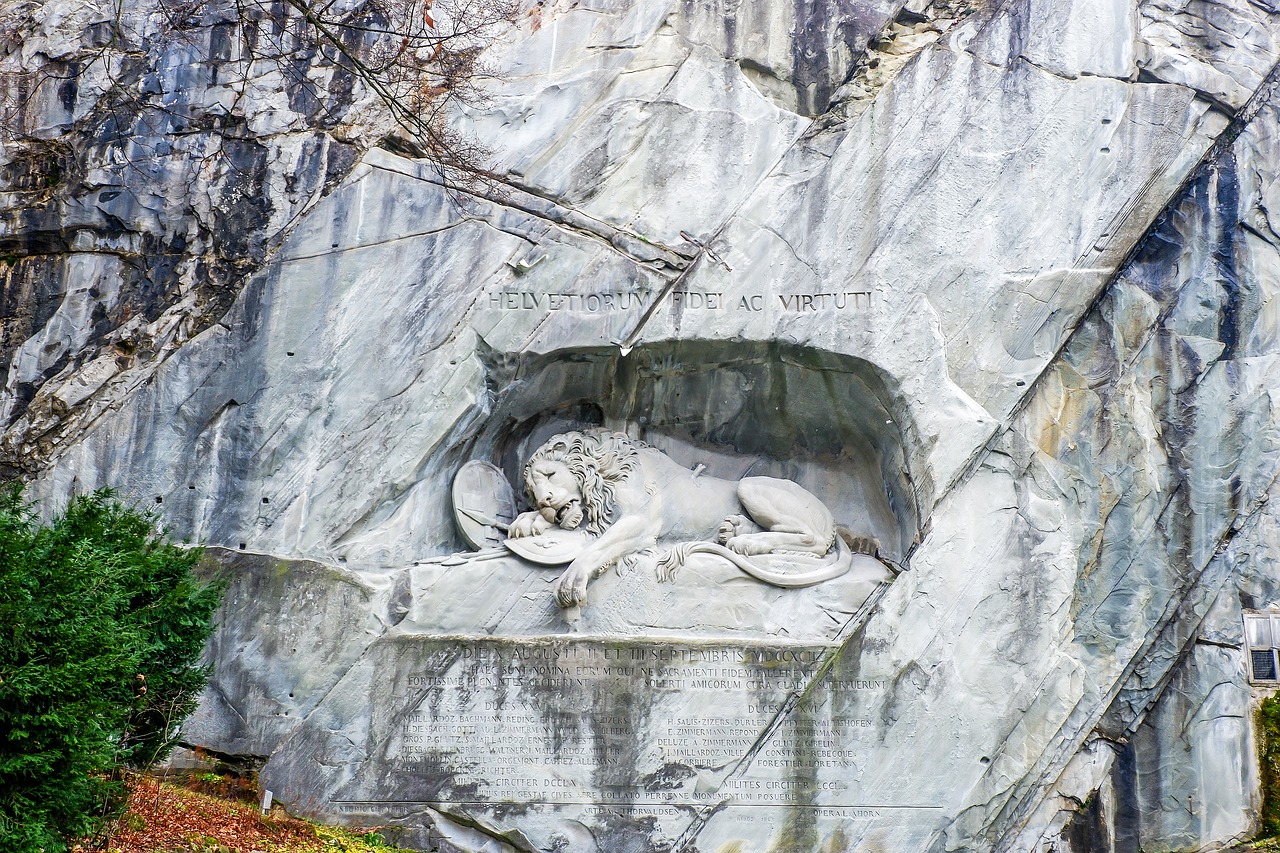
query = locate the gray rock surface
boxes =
[7,0,1280,850]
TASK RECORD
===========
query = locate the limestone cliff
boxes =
[5,0,1280,851]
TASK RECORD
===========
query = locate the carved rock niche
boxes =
[474,340,919,561]
[384,340,922,643]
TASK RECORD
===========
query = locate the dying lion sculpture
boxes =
[506,429,880,608]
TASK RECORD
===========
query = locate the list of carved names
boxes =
[395,643,889,809]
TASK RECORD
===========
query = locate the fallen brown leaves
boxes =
[73,773,392,853]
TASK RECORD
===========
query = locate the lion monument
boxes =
[504,429,880,608]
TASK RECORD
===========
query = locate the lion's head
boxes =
[523,429,639,535]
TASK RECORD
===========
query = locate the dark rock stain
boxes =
[643,762,697,791]
[1213,153,1242,359]
[0,10,365,474]
[788,0,881,116]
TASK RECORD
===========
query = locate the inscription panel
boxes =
[334,640,924,820]
[388,644,812,805]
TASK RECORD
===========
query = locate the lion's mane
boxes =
[524,429,639,535]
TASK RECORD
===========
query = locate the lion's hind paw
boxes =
[717,514,750,545]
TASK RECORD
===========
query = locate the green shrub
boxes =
[0,485,223,851]
[1261,693,1280,839]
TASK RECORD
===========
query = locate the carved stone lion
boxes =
[506,429,878,608]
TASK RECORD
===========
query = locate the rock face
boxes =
[7,0,1280,850]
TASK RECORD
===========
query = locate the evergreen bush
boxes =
[0,485,223,851]
[1261,692,1280,839]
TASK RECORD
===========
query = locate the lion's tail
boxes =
[656,540,853,589]
[655,543,693,583]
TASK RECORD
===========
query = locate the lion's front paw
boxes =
[555,564,591,608]
[717,514,750,545]
[509,510,553,538]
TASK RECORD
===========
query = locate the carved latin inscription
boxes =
[778,291,872,310]
[487,289,653,311]
[483,289,873,312]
